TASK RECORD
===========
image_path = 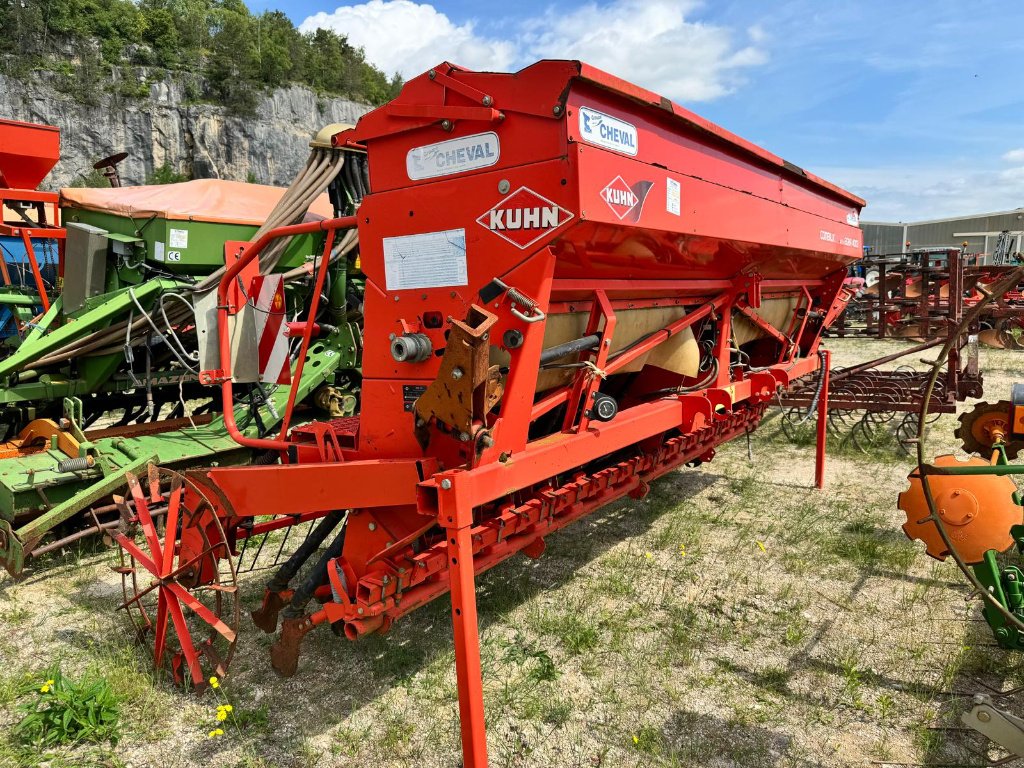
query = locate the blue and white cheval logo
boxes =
[577,107,638,156]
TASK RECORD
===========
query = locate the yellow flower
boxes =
[209,676,219,689]
[39,685,50,694]
[756,540,767,553]
[224,704,233,713]
[644,551,653,560]
[679,546,686,557]
[216,710,228,722]
[45,679,54,686]
[208,728,224,738]
[632,735,639,744]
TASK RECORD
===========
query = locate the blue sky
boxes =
[255,0,1024,221]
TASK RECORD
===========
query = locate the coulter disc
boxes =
[898,454,1020,564]
[113,464,239,691]
[955,401,1023,459]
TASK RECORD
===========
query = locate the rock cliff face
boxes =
[0,73,372,189]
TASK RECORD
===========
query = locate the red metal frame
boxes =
[174,61,866,768]
[199,216,356,450]
[815,350,830,489]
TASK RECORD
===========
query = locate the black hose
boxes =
[280,519,348,618]
[540,334,601,365]
[266,509,345,592]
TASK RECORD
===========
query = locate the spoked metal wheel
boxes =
[112,464,239,691]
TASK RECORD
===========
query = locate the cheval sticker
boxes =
[601,176,654,222]
[578,107,638,156]
[476,186,573,249]
[406,132,500,180]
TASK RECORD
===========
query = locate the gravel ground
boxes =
[1,336,1022,768]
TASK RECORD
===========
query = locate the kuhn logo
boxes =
[476,186,573,249]
[578,107,638,156]
[601,176,654,222]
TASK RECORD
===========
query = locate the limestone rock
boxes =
[0,73,372,190]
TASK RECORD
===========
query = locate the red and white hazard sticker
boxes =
[249,274,291,385]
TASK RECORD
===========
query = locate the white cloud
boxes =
[820,162,1024,222]
[299,0,517,79]
[517,0,766,101]
[1003,148,1024,164]
[300,0,767,101]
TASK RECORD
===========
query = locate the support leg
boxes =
[19,231,50,312]
[439,475,488,768]
[815,349,831,489]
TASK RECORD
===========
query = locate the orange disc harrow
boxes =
[898,454,1021,564]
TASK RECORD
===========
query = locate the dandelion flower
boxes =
[45,679,54,686]
[224,704,233,712]
[209,676,219,689]
[216,710,228,722]
[39,684,49,693]
[208,728,224,738]
[679,546,686,557]
[644,551,653,560]
[632,735,639,744]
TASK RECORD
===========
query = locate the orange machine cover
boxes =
[60,179,332,226]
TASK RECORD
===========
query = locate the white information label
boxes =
[666,178,681,216]
[407,132,500,180]
[169,228,189,249]
[383,228,468,291]
[577,107,638,156]
[154,241,165,261]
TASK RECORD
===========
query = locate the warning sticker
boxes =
[169,228,189,249]
[666,178,681,216]
[383,228,468,291]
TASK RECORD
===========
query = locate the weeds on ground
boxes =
[11,667,120,747]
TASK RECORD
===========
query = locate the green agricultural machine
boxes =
[0,128,367,575]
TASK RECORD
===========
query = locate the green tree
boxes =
[2,0,403,108]
[141,5,181,66]
[206,5,260,113]
[146,162,190,184]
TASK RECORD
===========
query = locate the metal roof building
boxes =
[862,209,1024,257]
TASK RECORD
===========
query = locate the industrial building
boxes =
[862,208,1024,257]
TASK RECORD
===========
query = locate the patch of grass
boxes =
[782,614,810,647]
[829,518,917,571]
[12,667,121,747]
[836,647,870,707]
[527,605,601,655]
[877,692,896,723]
[377,712,415,752]
[632,723,665,755]
[757,666,790,695]
[913,722,944,755]
[0,604,31,624]
[541,697,572,727]
[560,616,600,655]
[331,724,367,757]
[499,633,559,683]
